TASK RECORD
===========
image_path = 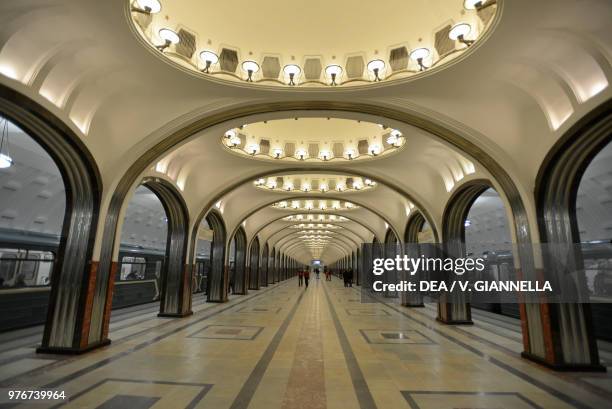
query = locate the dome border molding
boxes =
[124,0,504,92]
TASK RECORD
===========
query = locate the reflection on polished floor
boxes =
[1,279,611,409]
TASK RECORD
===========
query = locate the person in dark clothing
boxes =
[298,269,304,287]
[347,268,354,287]
[343,269,349,287]
[304,267,310,288]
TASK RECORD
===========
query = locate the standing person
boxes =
[324,266,330,281]
[343,269,348,287]
[347,268,354,287]
[304,267,310,288]
[298,269,304,287]
[315,268,320,280]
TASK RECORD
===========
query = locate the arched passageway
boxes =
[248,236,260,290]
[384,229,400,298]
[439,180,492,325]
[0,89,102,353]
[139,179,190,317]
[464,188,517,317]
[204,210,227,303]
[260,242,269,288]
[114,185,167,310]
[231,226,248,295]
[534,102,612,370]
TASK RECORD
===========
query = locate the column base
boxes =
[206,299,228,303]
[36,338,111,355]
[157,311,193,318]
[436,317,473,325]
[403,303,425,308]
[521,351,607,372]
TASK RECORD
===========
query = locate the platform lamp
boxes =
[367,59,385,81]
[410,48,430,71]
[199,51,219,73]
[242,60,260,82]
[0,117,13,169]
[325,65,342,86]
[449,23,474,46]
[156,28,180,51]
[131,0,162,14]
[283,64,301,86]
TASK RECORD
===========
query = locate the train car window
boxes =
[21,253,39,282]
[0,251,19,288]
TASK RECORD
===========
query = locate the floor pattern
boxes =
[0,279,611,408]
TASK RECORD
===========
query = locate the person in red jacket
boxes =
[303,267,310,288]
[298,269,304,287]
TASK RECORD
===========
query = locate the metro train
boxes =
[0,229,210,332]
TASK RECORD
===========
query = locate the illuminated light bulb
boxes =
[344,148,357,160]
[325,64,343,85]
[449,22,474,46]
[367,59,386,81]
[320,183,328,192]
[295,148,308,160]
[464,0,487,10]
[283,64,301,86]
[246,143,259,155]
[157,28,180,51]
[134,0,162,13]
[241,60,260,82]
[369,144,382,156]
[199,51,219,73]
[319,150,332,161]
[410,48,430,71]
[228,134,241,147]
[272,147,283,159]
[302,183,310,192]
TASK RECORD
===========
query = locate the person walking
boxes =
[298,269,304,287]
[304,267,310,288]
[347,268,354,287]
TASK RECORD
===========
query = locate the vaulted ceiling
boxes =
[0,0,610,264]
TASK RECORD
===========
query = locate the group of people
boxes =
[298,267,310,287]
[297,266,353,287]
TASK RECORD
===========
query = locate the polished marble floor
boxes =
[0,278,611,409]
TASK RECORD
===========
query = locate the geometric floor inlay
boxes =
[359,329,435,344]
[401,391,542,409]
[235,306,282,314]
[346,308,391,316]
[61,379,212,409]
[188,325,264,340]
